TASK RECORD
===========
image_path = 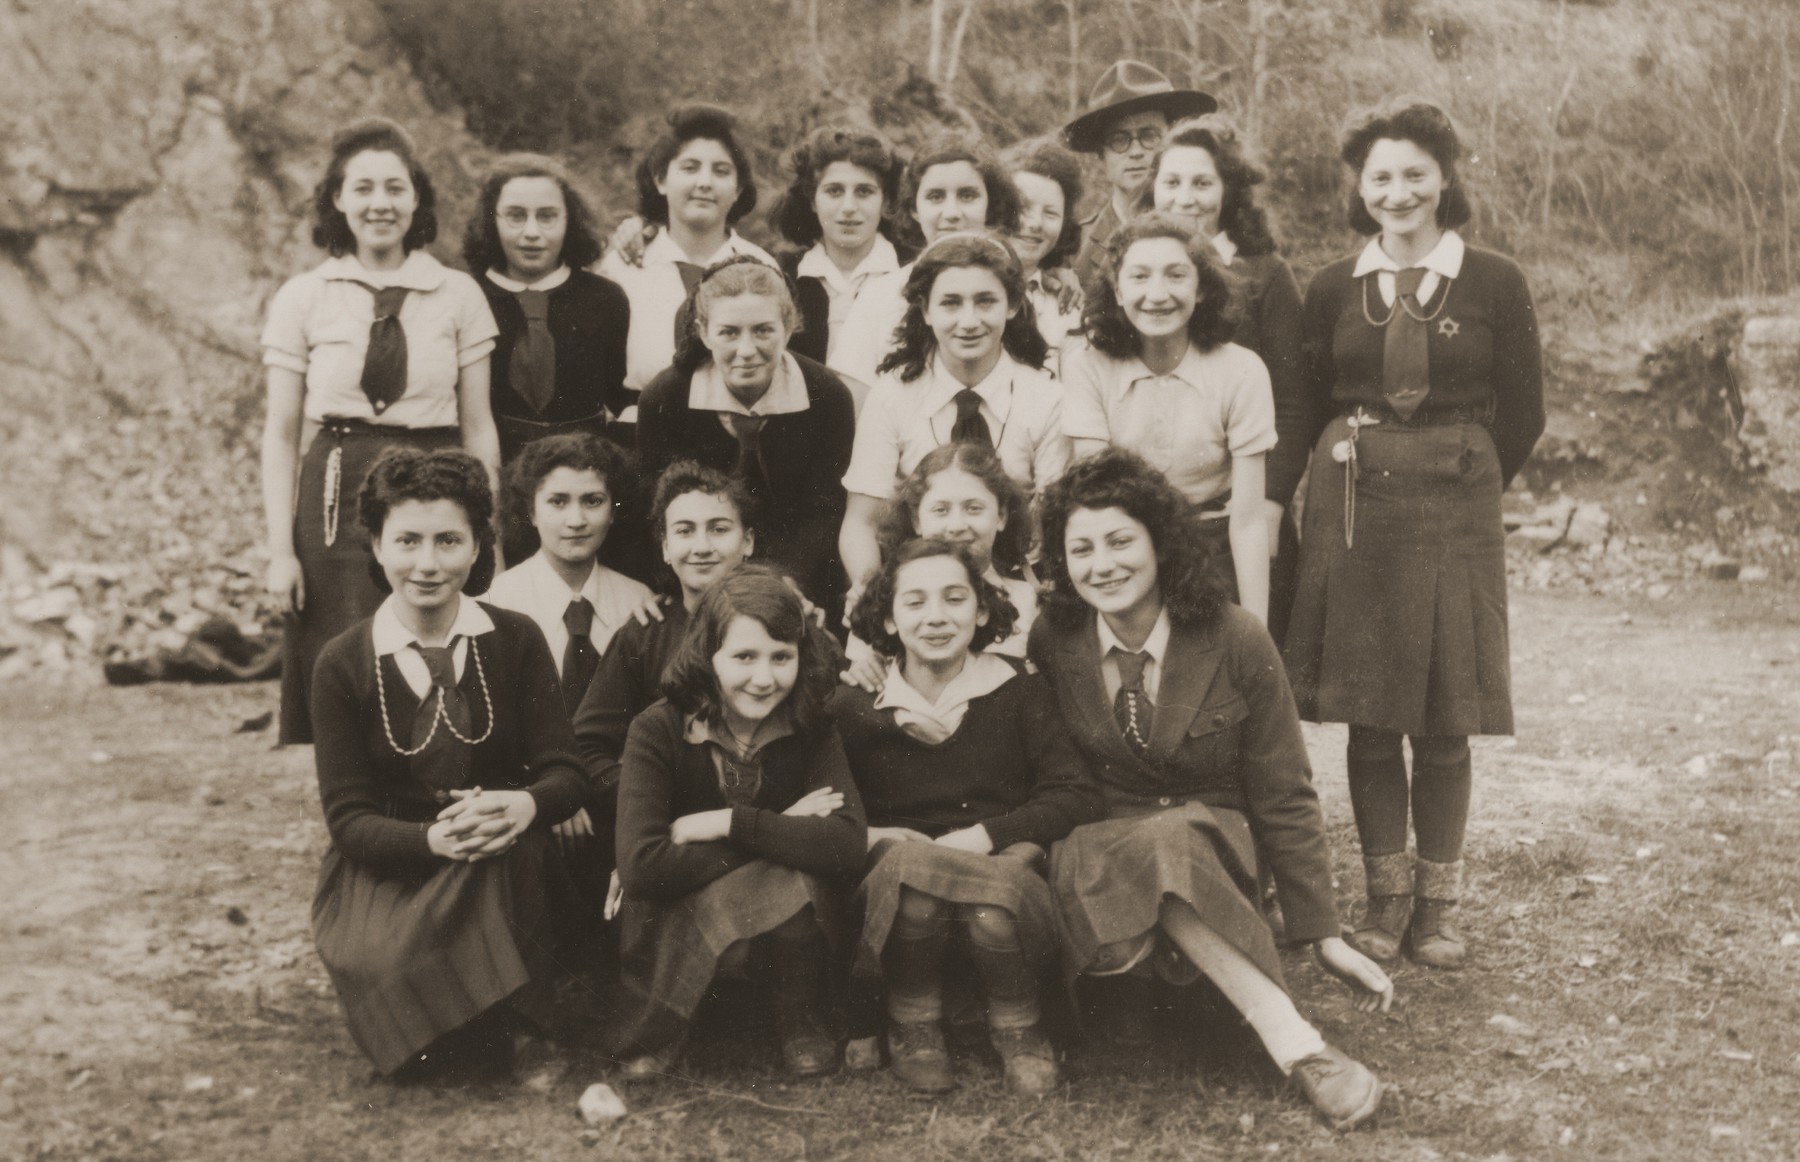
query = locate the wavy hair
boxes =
[1081,212,1237,360]
[636,103,759,227]
[898,133,1021,251]
[501,431,637,541]
[769,126,904,249]
[848,537,1017,659]
[649,459,758,545]
[359,446,496,595]
[876,232,1049,382]
[462,152,604,274]
[1036,447,1226,631]
[1340,98,1473,235]
[876,441,1030,579]
[671,255,800,376]
[662,563,838,735]
[1135,115,1278,257]
[311,118,438,257]
[1001,135,1086,272]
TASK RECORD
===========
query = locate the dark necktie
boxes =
[412,642,473,791]
[509,289,557,414]
[674,260,707,348]
[728,413,770,496]
[352,283,413,414]
[950,389,993,447]
[560,597,600,713]
[1381,267,1431,421]
[1110,647,1153,758]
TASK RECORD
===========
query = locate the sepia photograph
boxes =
[1,0,1796,1157]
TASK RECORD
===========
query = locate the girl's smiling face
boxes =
[1115,236,1199,345]
[334,149,416,263]
[494,175,568,282]
[1152,144,1224,241]
[813,160,885,257]
[912,467,1005,573]
[372,498,478,614]
[887,552,986,672]
[1010,170,1065,271]
[1063,505,1161,622]
[661,489,753,603]
[657,137,739,234]
[922,264,1016,381]
[1359,137,1446,240]
[711,614,798,732]
[914,160,989,244]
[531,466,612,569]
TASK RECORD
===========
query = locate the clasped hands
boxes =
[426,787,538,862]
[866,822,994,854]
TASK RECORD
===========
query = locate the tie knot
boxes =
[516,288,550,322]
[415,643,458,690]
[730,413,767,447]
[563,597,593,638]
[1111,647,1150,691]
[371,285,411,320]
[954,389,983,419]
[1394,266,1427,297]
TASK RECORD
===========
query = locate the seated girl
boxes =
[612,565,867,1076]
[309,447,585,1079]
[834,538,1099,1094]
[1029,448,1392,1131]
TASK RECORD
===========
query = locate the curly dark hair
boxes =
[1001,135,1086,272]
[359,446,496,595]
[848,537,1017,660]
[311,118,438,258]
[1133,115,1278,258]
[877,233,1049,382]
[1339,98,1473,235]
[462,152,604,275]
[897,133,1022,251]
[649,459,759,547]
[1036,447,1225,631]
[670,255,800,377]
[662,563,837,735]
[769,126,904,249]
[501,431,637,543]
[636,103,758,228]
[1081,212,1238,360]
[876,442,1030,579]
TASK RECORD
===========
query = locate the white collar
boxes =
[1210,232,1238,267]
[485,265,572,293]
[681,709,797,758]
[795,237,900,292]
[1095,606,1171,668]
[371,593,495,657]
[1121,343,1209,392]
[1352,230,1465,281]
[318,249,447,291]
[643,229,750,271]
[689,351,811,416]
[873,650,1016,744]
[923,352,1018,422]
[520,550,607,609]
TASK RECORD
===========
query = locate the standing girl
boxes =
[1031,449,1391,1130]
[1285,100,1543,970]
[1061,212,1275,624]
[613,565,866,1076]
[1002,136,1087,372]
[309,447,584,1078]
[838,232,1065,601]
[835,538,1098,1094]
[262,117,501,745]
[768,126,906,405]
[1141,116,1307,643]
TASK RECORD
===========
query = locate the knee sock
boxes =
[1410,734,1472,864]
[1158,899,1325,1073]
[963,905,1040,1031]
[885,889,948,1023]
[1347,725,1410,857]
[767,908,828,1029]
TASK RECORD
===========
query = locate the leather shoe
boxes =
[1290,1044,1381,1130]
[888,1019,956,1094]
[990,1024,1060,1096]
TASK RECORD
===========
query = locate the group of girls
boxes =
[266,63,1542,1134]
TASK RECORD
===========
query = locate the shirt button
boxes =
[1213,713,1228,727]
[1158,796,1172,807]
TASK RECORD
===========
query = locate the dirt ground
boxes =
[2,584,1798,1162]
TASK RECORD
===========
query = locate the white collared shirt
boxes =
[371,594,496,697]
[1059,337,1276,507]
[689,351,811,418]
[261,250,498,428]
[830,260,914,393]
[596,230,777,400]
[873,649,1017,744]
[796,238,901,369]
[1352,230,1465,307]
[1097,607,1172,703]
[842,351,1068,501]
[483,551,654,671]
[484,265,573,293]
[1210,233,1239,267]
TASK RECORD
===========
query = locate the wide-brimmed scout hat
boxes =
[1062,60,1217,154]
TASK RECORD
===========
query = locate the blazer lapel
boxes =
[1057,618,1141,770]
[1146,620,1228,757]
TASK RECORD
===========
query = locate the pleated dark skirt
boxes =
[1283,418,1514,737]
[611,861,839,1059]
[1051,802,1284,991]
[281,421,460,745]
[851,840,1057,982]
[311,831,559,1075]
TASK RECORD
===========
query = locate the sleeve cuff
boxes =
[262,349,308,374]
[458,337,497,367]
[728,803,761,848]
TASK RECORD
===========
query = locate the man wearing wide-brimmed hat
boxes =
[1063,60,1215,293]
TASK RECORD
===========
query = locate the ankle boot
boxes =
[1407,857,1466,969]
[1346,852,1412,963]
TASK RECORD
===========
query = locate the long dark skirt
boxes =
[311,831,561,1076]
[611,861,840,1059]
[1051,802,1285,992]
[281,420,460,745]
[1283,418,1514,736]
[1190,512,1297,648]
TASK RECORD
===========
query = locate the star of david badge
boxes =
[1438,316,1460,338]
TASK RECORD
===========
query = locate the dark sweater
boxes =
[615,699,868,900]
[779,251,833,366]
[480,269,632,457]
[635,354,856,603]
[1228,252,1309,507]
[1298,244,1545,486]
[830,668,1103,851]
[309,603,586,877]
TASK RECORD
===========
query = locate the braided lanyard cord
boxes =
[322,442,344,548]
[1361,273,1452,328]
[375,639,497,756]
